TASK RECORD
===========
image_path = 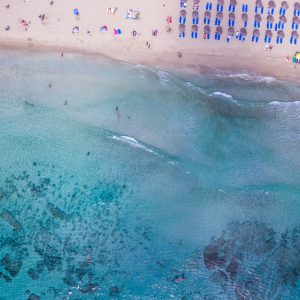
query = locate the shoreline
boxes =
[1,37,299,85]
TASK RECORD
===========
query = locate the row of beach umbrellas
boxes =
[179,23,299,39]
[182,0,299,8]
[183,9,300,24]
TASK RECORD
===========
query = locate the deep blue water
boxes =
[0,50,300,299]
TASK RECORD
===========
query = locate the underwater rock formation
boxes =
[203,221,300,299]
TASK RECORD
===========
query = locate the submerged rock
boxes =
[1,253,23,277]
[27,294,40,300]
[0,271,12,283]
[0,210,23,231]
[46,202,69,221]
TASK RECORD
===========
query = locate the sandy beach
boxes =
[0,0,300,83]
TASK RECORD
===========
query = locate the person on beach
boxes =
[178,52,182,58]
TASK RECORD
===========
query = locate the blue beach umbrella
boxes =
[73,8,79,16]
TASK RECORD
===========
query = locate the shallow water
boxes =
[0,50,300,299]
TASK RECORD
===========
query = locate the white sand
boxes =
[0,0,299,82]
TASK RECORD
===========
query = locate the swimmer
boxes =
[173,273,185,283]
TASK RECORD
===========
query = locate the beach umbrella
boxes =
[180,10,187,17]
[229,13,235,20]
[255,14,262,22]
[72,26,79,33]
[265,29,273,38]
[192,11,199,18]
[228,27,235,36]
[217,0,224,6]
[255,0,263,8]
[281,1,289,9]
[267,15,274,22]
[293,16,300,24]
[241,13,248,21]
[204,25,211,34]
[279,15,287,23]
[216,12,223,20]
[268,0,276,9]
[240,27,247,36]
[192,25,198,32]
[294,2,300,10]
[216,26,223,34]
[253,29,260,37]
[193,0,200,4]
[73,8,79,16]
[292,30,299,39]
[204,11,211,18]
[230,0,237,6]
[295,52,300,59]
[179,24,186,32]
[277,30,285,38]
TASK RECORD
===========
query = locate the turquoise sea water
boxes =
[0,50,300,299]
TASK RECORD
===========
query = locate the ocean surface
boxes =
[0,50,300,300]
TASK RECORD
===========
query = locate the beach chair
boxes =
[242,4,248,12]
[292,22,299,30]
[216,4,223,12]
[229,5,236,12]
[279,7,286,16]
[251,35,259,42]
[114,28,122,35]
[206,2,212,10]
[268,8,275,15]
[179,31,185,38]
[204,16,211,24]
[255,6,264,14]
[193,17,199,24]
[193,4,200,10]
[278,22,284,30]
[266,21,273,29]
[276,36,283,44]
[228,20,235,27]
[214,18,221,26]
[254,21,260,28]
[179,16,186,24]
[191,31,198,38]
[107,7,118,14]
[264,36,271,43]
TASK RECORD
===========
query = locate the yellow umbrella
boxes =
[295,52,300,59]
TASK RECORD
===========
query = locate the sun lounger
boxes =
[279,7,286,16]
[292,22,299,30]
[214,33,221,40]
[206,2,212,10]
[228,5,236,12]
[244,21,248,27]
[214,18,221,26]
[191,31,198,38]
[290,37,298,44]
[274,23,278,31]
[277,22,284,29]
[204,17,211,25]
[251,35,259,42]
[216,4,223,12]
[264,36,271,43]
[266,21,272,29]
[179,16,186,24]
[228,20,235,27]
[294,9,300,16]
[268,8,275,15]
[254,21,261,28]
[193,17,199,24]
[242,4,248,12]
[179,31,185,38]
[193,4,199,10]
[255,6,264,14]
[276,36,283,44]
